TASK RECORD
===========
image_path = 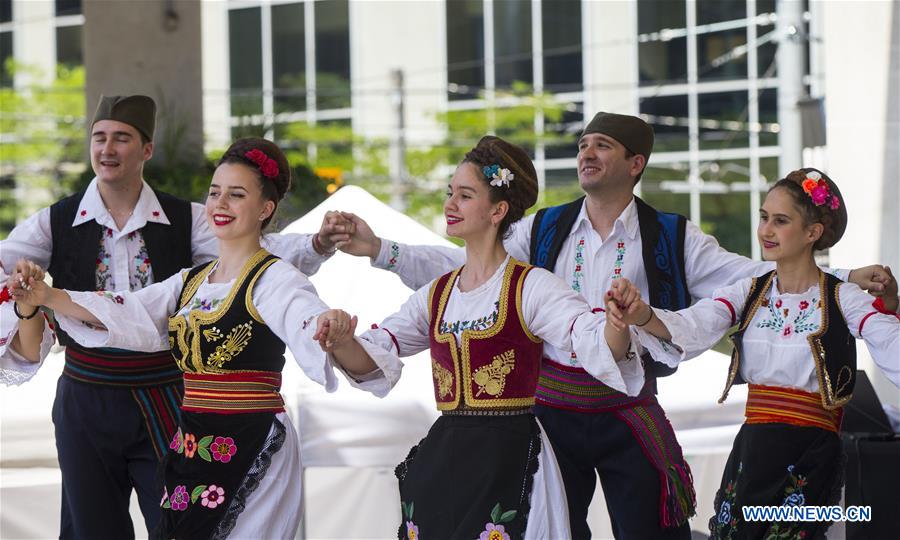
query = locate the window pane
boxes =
[1,0,11,24]
[758,88,778,147]
[698,29,747,81]
[638,0,687,85]
[640,95,690,152]
[272,2,306,113]
[55,0,81,16]
[56,25,83,68]
[696,0,745,25]
[542,0,582,92]
[229,7,263,119]
[545,107,582,160]
[641,164,691,216]
[447,0,484,100]
[701,192,751,256]
[494,0,532,90]
[698,90,749,150]
[0,31,12,87]
[315,0,351,110]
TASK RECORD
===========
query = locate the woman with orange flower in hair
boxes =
[604,168,899,539]
[13,138,403,539]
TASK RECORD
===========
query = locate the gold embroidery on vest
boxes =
[472,349,515,397]
[203,327,223,342]
[432,361,453,399]
[207,322,253,369]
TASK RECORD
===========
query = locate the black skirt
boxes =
[395,413,542,540]
[709,423,844,540]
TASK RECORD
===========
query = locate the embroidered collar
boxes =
[72,178,172,233]
[573,196,640,242]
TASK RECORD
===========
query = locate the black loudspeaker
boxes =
[840,372,899,540]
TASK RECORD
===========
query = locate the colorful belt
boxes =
[63,342,182,387]
[745,384,842,433]
[535,358,653,412]
[182,370,285,414]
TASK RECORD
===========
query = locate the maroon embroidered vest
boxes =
[427,258,544,411]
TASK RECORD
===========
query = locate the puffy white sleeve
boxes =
[189,202,219,265]
[637,277,751,367]
[838,283,900,389]
[371,239,465,290]
[357,283,432,359]
[0,207,54,271]
[261,232,330,276]
[251,261,402,397]
[521,268,642,396]
[0,308,55,386]
[55,271,186,352]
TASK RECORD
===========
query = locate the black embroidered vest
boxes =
[48,187,192,347]
[169,249,286,374]
[721,270,856,410]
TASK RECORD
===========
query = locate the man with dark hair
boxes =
[0,94,339,538]
[324,111,889,538]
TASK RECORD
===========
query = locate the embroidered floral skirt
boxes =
[153,411,287,540]
[395,413,569,540]
[710,423,843,540]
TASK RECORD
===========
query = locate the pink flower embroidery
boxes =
[80,210,87,217]
[201,485,225,509]
[799,300,809,310]
[212,436,237,463]
[480,523,511,540]
[160,486,168,506]
[169,428,183,451]
[783,325,793,337]
[406,521,419,540]
[169,485,189,511]
[152,210,160,217]
[775,299,782,309]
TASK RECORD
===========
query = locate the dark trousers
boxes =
[534,404,692,540]
[53,376,161,539]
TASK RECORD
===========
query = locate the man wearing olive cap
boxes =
[326,111,887,538]
[0,94,341,538]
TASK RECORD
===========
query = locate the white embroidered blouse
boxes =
[358,255,645,396]
[636,275,900,393]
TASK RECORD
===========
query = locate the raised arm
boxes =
[682,221,888,298]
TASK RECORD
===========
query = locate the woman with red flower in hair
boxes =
[605,168,899,539]
[14,138,403,539]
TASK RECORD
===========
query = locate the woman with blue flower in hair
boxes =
[604,168,899,539]
[326,136,644,539]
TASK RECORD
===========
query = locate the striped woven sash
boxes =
[64,342,182,387]
[745,384,842,433]
[182,371,285,414]
[535,358,653,412]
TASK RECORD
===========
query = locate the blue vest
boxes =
[528,196,690,377]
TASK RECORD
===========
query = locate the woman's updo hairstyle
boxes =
[770,167,847,251]
[217,137,291,230]
[462,136,539,238]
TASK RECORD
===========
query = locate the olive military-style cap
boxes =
[91,94,156,141]
[581,111,654,160]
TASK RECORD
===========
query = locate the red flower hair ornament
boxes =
[244,149,279,179]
